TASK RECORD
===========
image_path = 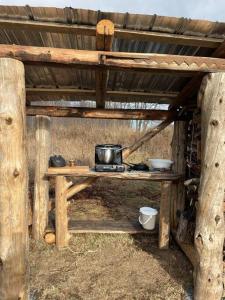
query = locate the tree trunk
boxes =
[194,72,225,300]
[0,58,28,300]
[33,115,51,239]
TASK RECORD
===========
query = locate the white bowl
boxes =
[147,159,174,170]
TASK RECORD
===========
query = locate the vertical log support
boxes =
[95,19,114,108]
[0,58,28,299]
[159,181,172,249]
[170,121,186,229]
[33,115,51,240]
[194,73,225,300]
[55,176,69,249]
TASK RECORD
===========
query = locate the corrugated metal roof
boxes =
[0,5,224,106]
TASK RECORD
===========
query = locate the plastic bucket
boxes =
[139,207,158,230]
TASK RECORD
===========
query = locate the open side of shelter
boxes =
[0,5,224,300]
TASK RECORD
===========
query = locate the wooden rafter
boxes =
[0,18,222,48]
[26,87,179,104]
[123,118,173,159]
[95,19,114,108]
[26,106,176,120]
[0,44,225,73]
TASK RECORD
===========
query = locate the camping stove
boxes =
[95,164,125,172]
[94,144,125,172]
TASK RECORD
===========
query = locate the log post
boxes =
[55,176,69,249]
[0,58,28,299]
[33,115,51,239]
[194,73,225,300]
[95,19,114,108]
[159,181,172,249]
[170,121,186,229]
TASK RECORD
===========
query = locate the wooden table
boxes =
[46,167,182,249]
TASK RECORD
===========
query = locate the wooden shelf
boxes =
[47,167,182,181]
[47,219,157,234]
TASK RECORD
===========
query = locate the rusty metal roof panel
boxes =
[0,6,224,105]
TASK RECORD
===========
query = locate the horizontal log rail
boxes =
[26,87,179,104]
[0,44,225,73]
[26,106,176,120]
[0,18,222,48]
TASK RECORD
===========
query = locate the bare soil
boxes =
[29,179,192,300]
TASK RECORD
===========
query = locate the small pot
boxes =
[96,144,125,164]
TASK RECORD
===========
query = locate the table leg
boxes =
[159,181,171,249]
[55,175,69,249]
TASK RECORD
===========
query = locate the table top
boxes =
[47,166,182,181]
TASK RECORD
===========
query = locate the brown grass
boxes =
[27,117,173,179]
[27,118,192,300]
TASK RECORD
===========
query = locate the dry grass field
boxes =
[27,118,193,300]
[27,117,173,178]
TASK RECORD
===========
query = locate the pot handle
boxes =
[115,146,128,153]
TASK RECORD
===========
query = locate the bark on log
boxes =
[0,44,225,73]
[33,115,51,240]
[26,106,176,120]
[0,58,28,299]
[194,73,225,300]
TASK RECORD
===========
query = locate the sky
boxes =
[0,0,224,22]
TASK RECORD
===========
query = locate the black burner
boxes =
[95,164,125,172]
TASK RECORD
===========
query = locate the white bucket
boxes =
[139,207,158,230]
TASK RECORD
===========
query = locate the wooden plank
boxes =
[0,58,28,299]
[26,87,96,99]
[95,20,114,108]
[0,44,225,73]
[47,169,182,181]
[55,176,69,249]
[47,219,157,234]
[26,87,180,105]
[33,115,51,240]
[26,106,177,120]
[159,181,171,249]
[194,73,225,300]
[0,18,222,48]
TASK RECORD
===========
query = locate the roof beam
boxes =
[1,44,225,73]
[26,106,176,120]
[0,18,222,48]
[95,19,114,108]
[26,87,179,104]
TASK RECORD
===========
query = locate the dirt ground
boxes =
[29,179,193,300]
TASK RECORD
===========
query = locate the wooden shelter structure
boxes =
[0,5,224,300]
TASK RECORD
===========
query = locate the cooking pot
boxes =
[95,144,125,164]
